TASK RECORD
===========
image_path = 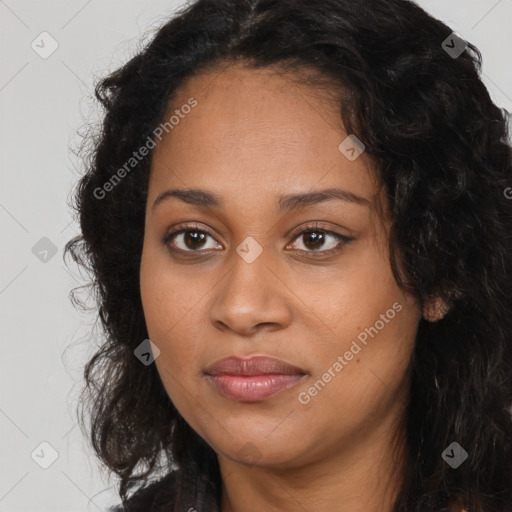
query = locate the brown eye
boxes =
[163,222,352,257]
[164,225,222,253]
[181,230,209,250]
[289,229,350,253]
[301,231,327,251]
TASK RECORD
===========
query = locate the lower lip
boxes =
[206,374,305,402]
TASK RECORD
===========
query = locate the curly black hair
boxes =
[64,0,512,510]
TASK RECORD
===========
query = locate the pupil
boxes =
[304,231,324,250]
[185,231,206,249]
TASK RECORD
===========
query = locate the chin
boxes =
[216,430,311,470]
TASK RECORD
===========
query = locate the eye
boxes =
[163,222,352,256]
[163,223,222,253]
[287,223,352,255]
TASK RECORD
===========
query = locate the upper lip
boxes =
[204,356,306,376]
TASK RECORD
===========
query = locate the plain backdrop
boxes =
[1,1,511,510]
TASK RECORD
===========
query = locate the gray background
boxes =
[1,1,511,510]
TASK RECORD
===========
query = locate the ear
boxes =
[422,296,451,322]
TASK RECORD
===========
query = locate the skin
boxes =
[140,62,426,512]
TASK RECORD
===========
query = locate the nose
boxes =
[208,247,293,337]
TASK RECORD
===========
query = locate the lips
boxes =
[204,356,307,402]
[205,355,305,376]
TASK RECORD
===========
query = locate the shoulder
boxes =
[108,472,179,512]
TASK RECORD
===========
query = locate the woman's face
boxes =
[140,63,422,469]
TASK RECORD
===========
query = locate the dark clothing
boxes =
[108,469,221,512]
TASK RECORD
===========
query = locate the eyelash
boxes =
[162,222,353,257]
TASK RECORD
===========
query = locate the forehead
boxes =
[149,63,382,213]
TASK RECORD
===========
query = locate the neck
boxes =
[218,409,408,512]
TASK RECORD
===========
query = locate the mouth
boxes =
[204,355,308,402]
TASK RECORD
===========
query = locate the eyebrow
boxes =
[152,187,371,212]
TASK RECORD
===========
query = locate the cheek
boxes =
[294,303,417,455]
[139,245,212,395]
[140,249,187,370]
[293,236,413,345]
[140,241,203,340]
[293,239,419,415]
[140,261,203,420]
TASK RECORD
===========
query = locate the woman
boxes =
[65,0,512,511]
